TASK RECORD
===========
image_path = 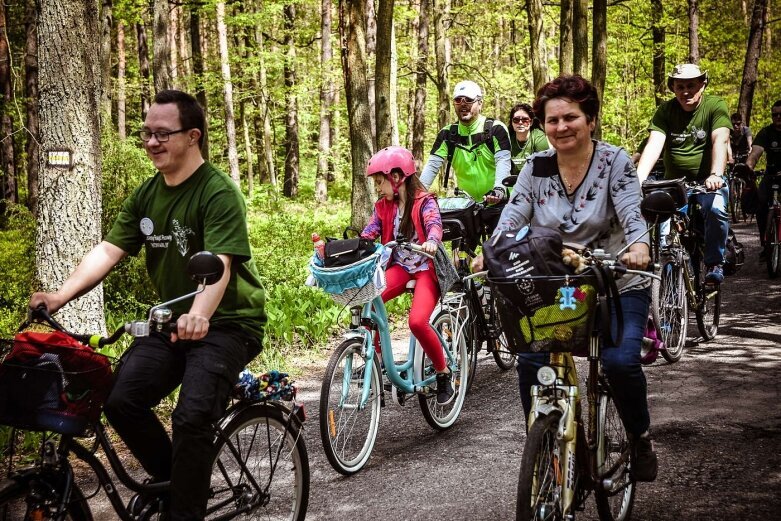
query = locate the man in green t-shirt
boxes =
[29,90,266,520]
[420,80,512,216]
[745,100,781,257]
[636,63,731,284]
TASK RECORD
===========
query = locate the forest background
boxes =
[0,0,777,368]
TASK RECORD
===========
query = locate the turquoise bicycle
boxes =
[310,240,469,475]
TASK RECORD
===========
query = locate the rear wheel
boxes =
[210,404,309,521]
[417,310,468,430]
[516,412,563,521]
[0,474,92,521]
[694,257,721,341]
[319,337,381,475]
[594,382,635,521]
[653,259,688,363]
[729,179,743,223]
[766,214,781,278]
[488,293,516,371]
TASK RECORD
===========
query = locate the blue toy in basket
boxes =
[307,244,390,306]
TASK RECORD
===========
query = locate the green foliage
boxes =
[0,204,36,338]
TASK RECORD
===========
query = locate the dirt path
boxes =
[80,220,780,520]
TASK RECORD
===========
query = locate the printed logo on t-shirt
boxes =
[669,126,707,147]
[140,217,154,236]
[172,219,194,256]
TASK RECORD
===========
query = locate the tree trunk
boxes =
[389,23,399,146]
[36,0,105,333]
[688,0,700,64]
[283,4,300,198]
[559,0,573,75]
[117,21,127,139]
[100,0,113,128]
[365,0,377,148]
[216,2,241,185]
[738,0,767,124]
[572,0,588,77]
[433,0,451,131]
[241,102,254,197]
[591,0,606,139]
[255,27,276,187]
[169,4,179,83]
[316,0,334,202]
[652,0,666,106]
[136,20,151,120]
[339,0,374,230]
[412,0,429,171]
[405,0,420,149]
[527,0,548,93]
[153,0,172,92]
[0,1,17,203]
[375,0,395,149]
[190,6,208,159]
[25,0,39,215]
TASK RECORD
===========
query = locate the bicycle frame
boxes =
[345,293,463,409]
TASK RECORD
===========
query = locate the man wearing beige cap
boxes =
[636,63,731,284]
[420,80,512,212]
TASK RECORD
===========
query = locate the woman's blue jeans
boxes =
[516,289,651,437]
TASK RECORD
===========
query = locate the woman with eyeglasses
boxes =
[507,103,549,175]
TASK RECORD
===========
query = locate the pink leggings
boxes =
[381,264,446,372]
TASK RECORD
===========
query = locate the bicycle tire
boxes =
[729,179,743,223]
[516,411,564,521]
[209,403,309,521]
[693,256,721,341]
[594,381,635,521]
[417,309,468,430]
[465,314,479,393]
[766,216,781,278]
[319,337,381,475]
[0,474,92,521]
[653,259,688,363]
[488,295,516,371]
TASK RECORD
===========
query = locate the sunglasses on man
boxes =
[453,96,479,105]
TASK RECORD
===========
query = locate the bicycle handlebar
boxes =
[384,240,436,260]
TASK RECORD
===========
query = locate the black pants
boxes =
[104,328,260,521]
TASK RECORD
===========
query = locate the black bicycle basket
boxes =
[439,196,479,250]
[489,274,598,354]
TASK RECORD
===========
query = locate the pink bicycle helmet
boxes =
[366,146,416,194]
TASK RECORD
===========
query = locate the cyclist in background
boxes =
[360,146,454,404]
[29,90,266,521]
[636,63,731,284]
[507,102,549,175]
[744,100,781,259]
[420,80,512,213]
[728,112,753,165]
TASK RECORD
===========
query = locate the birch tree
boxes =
[283,3,300,197]
[316,0,334,202]
[117,21,127,139]
[216,2,241,184]
[36,0,105,332]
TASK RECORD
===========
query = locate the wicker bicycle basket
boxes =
[489,274,598,354]
[309,251,386,306]
[0,336,115,436]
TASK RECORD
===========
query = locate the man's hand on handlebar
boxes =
[29,292,66,315]
[470,254,485,272]
[484,187,508,206]
[704,174,725,191]
[172,313,210,342]
[619,243,651,271]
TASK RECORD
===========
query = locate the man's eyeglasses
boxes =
[453,96,479,105]
[771,113,781,119]
[512,116,532,124]
[137,129,188,142]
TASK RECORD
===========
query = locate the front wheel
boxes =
[417,309,468,430]
[209,403,309,521]
[694,257,721,341]
[766,214,781,278]
[516,411,564,521]
[594,382,635,521]
[729,179,743,223]
[319,337,382,475]
[0,474,92,521]
[653,259,688,363]
[488,294,516,371]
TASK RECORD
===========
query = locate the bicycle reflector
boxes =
[537,366,557,386]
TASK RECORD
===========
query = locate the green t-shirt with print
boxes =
[510,127,549,174]
[429,115,512,200]
[753,124,781,175]
[104,162,266,342]
[648,94,731,181]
